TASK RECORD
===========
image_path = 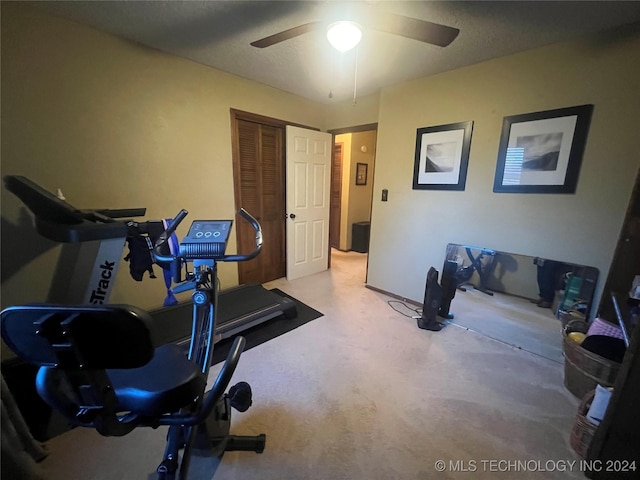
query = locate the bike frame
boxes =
[153,208,262,479]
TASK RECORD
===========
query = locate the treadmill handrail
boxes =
[4,175,146,243]
[35,218,129,244]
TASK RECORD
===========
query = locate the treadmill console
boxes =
[179,220,233,259]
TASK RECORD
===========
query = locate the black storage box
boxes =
[351,222,371,253]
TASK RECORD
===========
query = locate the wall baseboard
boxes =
[365,284,421,307]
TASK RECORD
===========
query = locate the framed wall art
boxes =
[356,162,368,185]
[412,121,473,191]
[493,104,594,194]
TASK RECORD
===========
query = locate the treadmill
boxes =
[151,284,297,346]
[4,175,297,343]
[4,175,146,305]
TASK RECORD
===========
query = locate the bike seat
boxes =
[107,343,205,416]
[1,304,206,435]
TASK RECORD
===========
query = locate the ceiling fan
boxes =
[250,11,459,50]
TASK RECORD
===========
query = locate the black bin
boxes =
[351,222,371,253]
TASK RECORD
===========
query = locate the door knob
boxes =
[289,213,296,220]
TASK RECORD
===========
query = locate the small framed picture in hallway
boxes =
[356,162,368,185]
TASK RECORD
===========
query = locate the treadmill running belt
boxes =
[151,284,296,346]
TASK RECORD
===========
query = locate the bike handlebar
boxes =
[152,209,188,265]
[153,208,262,266]
[223,208,263,262]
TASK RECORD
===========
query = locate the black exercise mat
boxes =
[211,289,323,365]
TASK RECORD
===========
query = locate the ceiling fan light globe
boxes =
[326,21,362,52]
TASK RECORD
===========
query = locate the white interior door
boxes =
[286,126,332,280]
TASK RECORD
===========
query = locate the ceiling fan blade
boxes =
[251,22,321,48]
[370,12,459,47]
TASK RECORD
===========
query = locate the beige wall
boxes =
[367,24,640,309]
[325,93,380,131]
[0,3,329,315]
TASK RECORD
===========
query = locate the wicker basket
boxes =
[562,319,587,370]
[560,311,586,330]
[570,390,598,459]
[562,320,621,398]
[563,318,589,336]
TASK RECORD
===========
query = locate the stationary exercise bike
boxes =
[1,208,266,479]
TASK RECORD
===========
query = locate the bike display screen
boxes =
[185,220,232,242]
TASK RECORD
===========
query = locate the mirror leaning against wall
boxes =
[442,243,599,362]
[445,243,598,317]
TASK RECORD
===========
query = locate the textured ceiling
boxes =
[29,1,640,104]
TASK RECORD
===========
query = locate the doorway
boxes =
[231,110,326,285]
[328,124,378,261]
[231,111,377,285]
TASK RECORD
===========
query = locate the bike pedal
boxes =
[228,381,253,412]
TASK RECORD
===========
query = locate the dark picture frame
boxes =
[356,162,368,185]
[493,104,594,194]
[412,121,473,190]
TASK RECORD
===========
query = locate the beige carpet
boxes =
[35,250,585,480]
